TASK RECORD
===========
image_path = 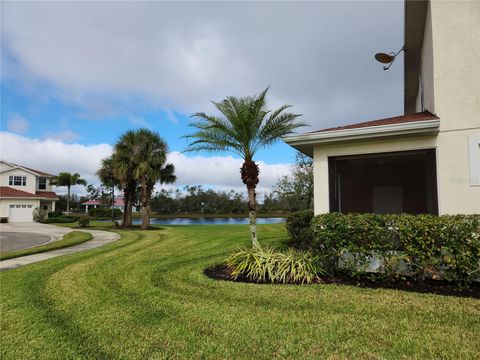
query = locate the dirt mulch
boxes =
[204,264,480,299]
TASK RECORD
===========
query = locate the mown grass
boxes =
[0,231,93,261]
[1,223,479,359]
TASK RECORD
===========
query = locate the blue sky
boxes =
[0,82,293,163]
[0,1,403,194]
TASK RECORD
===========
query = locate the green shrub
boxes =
[88,207,122,218]
[48,211,63,218]
[311,213,480,285]
[78,217,90,228]
[225,246,324,284]
[286,210,314,249]
[42,216,79,224]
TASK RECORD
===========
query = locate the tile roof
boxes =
[20,166,54,177]
[36,191,59,199]
[310,111,439,133]
[82,198,125,206]
[0,187,58,200]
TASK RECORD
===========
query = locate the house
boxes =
[284,0,480,215]
[81,197,139,213]
[0,160,59,222]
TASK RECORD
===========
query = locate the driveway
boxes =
[0,222,120,271]
[0,222,73,252]
[0,232,52,252]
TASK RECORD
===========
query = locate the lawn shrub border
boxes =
[310,213,480,286]
[286,210,314,249]
[88,207,122,218]
[41,215,79,224]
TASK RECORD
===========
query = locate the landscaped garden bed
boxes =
[206,212,480,299]
[205,264,480,298]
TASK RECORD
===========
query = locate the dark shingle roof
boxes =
[310,111,439,133]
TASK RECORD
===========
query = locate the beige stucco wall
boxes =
[426,0,480,131]
[0,199,41,218]
[313,130,480,215]
[0,168,37,194]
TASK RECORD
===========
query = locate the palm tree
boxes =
[113,129,176,229]
[130,129,176,229]
[112,131,138,228]
[184,88,304,246]
[50,172,87,214]
[97,156,121,224]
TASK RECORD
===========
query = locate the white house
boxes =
[284,0,480,215]
[0,160,59,222]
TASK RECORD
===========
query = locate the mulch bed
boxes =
[204,264,480,299]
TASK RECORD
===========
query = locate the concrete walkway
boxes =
[0,223,120,271]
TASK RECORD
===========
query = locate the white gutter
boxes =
[0,196,59,200]
[283,119,440,146]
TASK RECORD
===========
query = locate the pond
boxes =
[130,217,286,226]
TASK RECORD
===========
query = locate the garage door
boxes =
[9,204,34,222]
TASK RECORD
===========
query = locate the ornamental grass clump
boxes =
[225,246,324,284]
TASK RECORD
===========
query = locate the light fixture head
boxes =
[374,52,395,64]
[374,46,405,70]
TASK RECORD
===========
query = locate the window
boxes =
[469,135,480,186]
[39,177,47,190]
[9,175,27,186]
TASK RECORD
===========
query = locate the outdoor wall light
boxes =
[374,46,405,70]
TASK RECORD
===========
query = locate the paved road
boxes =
[0,232,52,252]
[0,223,120,271]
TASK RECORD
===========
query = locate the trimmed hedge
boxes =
[78,217,90,227]
[48,211,63,218]
[88,207,122,218]
[286,210,314,249]
[42,216,79,224]
[310,213,480,286]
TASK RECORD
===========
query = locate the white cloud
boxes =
[1,1,404,129]
[128,116,150,128]
[167,152,291,194]
[6,114,29,134]
[0,132,291,195]
[43,130,80,142]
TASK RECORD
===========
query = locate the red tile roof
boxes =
[20,166,54,177]
[310,111,439,133]
[36,191,59,200]
[82,198,125,206]
[0,187,58,200]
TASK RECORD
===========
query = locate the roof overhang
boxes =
[283,119,440,157]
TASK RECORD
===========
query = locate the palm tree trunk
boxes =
[247,186,259,247]
[140,177,149,230]
[66,186,71,215]
[122,187,129,228]
[241,159,260,247]
[127,185,134,227]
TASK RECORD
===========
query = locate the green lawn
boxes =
[0,231,92,261]
[1,223,479,359]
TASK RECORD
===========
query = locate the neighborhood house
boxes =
[285,0,480,215]
[0,160,59,222]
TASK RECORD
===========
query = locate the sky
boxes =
[0,0,404,196]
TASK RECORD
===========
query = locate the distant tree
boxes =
[273,151,314,211]
[50,172,87,214]
[185,88,304,246]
